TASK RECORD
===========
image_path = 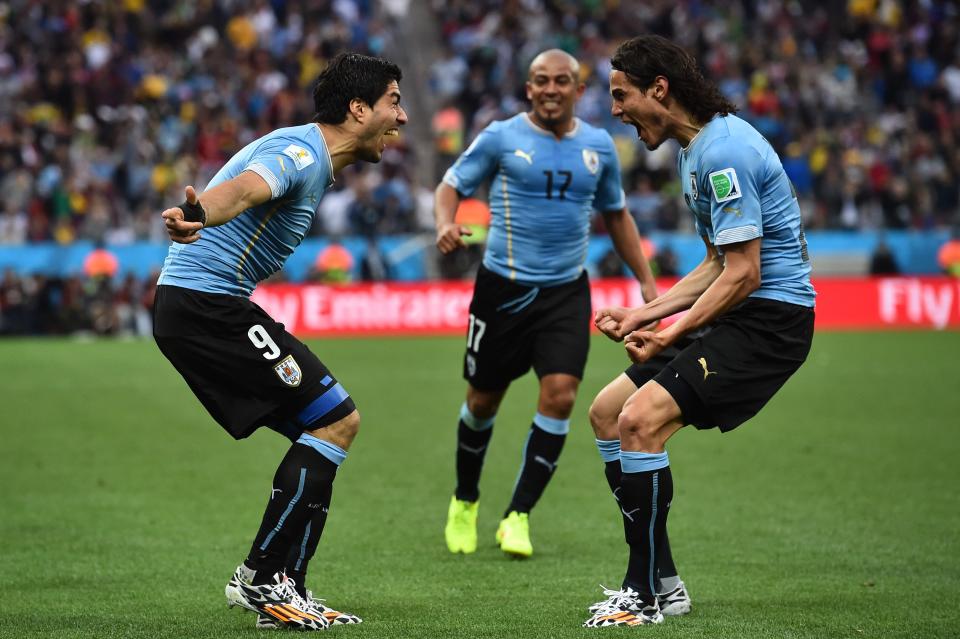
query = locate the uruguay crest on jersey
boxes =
[274,354,302,387]
[582,149,600,175]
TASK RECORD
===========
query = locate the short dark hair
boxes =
[611,35,737,124]
[312,53,403,124]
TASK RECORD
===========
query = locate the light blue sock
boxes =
[296,433,347,466]
[620,450,669,473]
[459,402,495,431]
[595,438,621,463]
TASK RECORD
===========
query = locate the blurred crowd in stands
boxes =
[0,268,157,336]
[431,0,960,232]
[4,0,960,334]
[0,0,426,248]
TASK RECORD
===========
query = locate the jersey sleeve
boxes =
[244,137,319,200]
[701,139,764,246]
[442,123,502,197]
[592,133,627,212]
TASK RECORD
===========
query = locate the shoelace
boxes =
[592,585,638,615]
[304,590,330,610]
[277,577,313,611]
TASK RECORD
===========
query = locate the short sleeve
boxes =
[442,123,501,197]
[245,138,319,200]
[593,133,627,212]
[701,140,764,246]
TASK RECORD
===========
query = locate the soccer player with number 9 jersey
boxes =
[152,53,407,631]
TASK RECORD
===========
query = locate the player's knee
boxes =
[540,385,577,418]
[466,394,499,419]
[588,396,618,439]
[307,408,360,449]
[617,406,661,449]
[339,409,360,440]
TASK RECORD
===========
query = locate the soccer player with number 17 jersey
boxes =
[435,50,660,562]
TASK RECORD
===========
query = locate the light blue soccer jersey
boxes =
[158,124,334,297]
[443,113,626,285]
[679,114,815,307]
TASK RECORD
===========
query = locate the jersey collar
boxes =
[313,123,336,187]
[680,114,723,153]
[522,112,580,139]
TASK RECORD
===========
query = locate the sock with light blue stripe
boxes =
[283,476,331,598]
[455,403,496,502]
[618,450,673,602]
[597,442,680,588]
[597,438,625,505]
[505,414,569,515]
[245,441,339,585]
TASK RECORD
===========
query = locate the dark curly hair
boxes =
[611,35,737,124]
[312,53,403,124]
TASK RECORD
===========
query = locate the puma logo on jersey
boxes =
[514,149,535,164]
[698,357,718,380]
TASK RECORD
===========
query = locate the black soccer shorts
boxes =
[462,265,591,391]
[153,285,356,440]
[625,298,814,432]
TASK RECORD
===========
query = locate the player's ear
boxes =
[653,76,669,102]
[348,98,366,123]
[525,81,533,101]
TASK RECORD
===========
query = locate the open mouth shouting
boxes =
[380,127,400,151]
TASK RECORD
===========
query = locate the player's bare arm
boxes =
[595,236,724,340]
[601,207,658,303]
[434,182,473,254]
[162,171,273,244]
[624,237,760,363]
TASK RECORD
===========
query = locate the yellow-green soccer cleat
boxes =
[496,511,533,558]
[445,496,479,554]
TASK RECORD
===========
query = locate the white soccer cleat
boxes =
[255,589,362,629]
[583,585,664,627]
[225,566,329,631]
[657,580,692,616]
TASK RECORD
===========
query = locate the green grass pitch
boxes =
[1,332,958,638]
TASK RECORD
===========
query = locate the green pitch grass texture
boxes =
[1,332,958,638]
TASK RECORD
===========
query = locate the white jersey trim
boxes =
[521,113,580,138]
[246,164,282,199]
[715,225,761,245]
[314,124,336,187]
[441,170,462,192]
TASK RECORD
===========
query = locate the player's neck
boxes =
[670,108,706,149]
[315,122,360,172]
[526,111,576,139]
